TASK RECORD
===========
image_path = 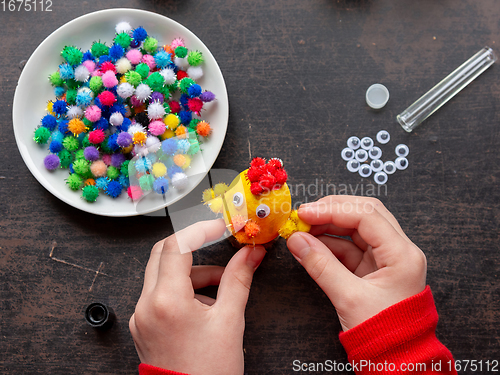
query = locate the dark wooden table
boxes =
[1,1,499,374]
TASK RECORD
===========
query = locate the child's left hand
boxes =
[129,219,266,375]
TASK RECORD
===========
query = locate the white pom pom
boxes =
[115,57,132,74]
[74,65,90,82]
[172,172,189,190]
[66,105,83,119]
[135,83,152,102]
[159,68,176,85]
[117,82,135,99]
[187,66,204,81]
[147,102,166,120]
[174,57,190,70]
[146,136,161,152]
[115,21,132,34]
[134,144,148,156]
[127,124,146,136]
[109,112,124,126]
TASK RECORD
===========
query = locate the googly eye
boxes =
[355,149,368,162]
[395,144,409,157]
[358,164,372,178]
[232,192,244,207]
[374,171,388,185]
[347,136,361,150]
[360,137,374,150]
[368,146,382,160]
[395,157,409,170]
[383,161,397,175]
[341,147,355,161]
[376,130,390,144]
[347,159,360,172]
[255,204,270,219]
[370,159,384,172]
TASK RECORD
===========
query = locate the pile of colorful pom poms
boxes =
[33,22,216,202]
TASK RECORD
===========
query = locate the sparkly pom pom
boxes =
[90,160,107,177]
[97,91,116,106]
[135,83,152,102]
[88,129,106,144]
[171,38,185,49]
[66,173,83,191]
[154,50,171,69]
[59,64,74,80]
[115,57,132,74]
[153,177,169,194]
[49,140,63,154]
[196,121,211,137]
[171,172,188,190]
[132,26,148,42]
[187,66,203,81]
[116,82,135,99]
[102,70,118,88]
[34,127,51,144]
[68,118,86,136]
[84,105,101,122]
[66,105,83,119]
[116,22,132,34]
[84,146,100,161]
[105,180,122,198]
[82,185,99,202]
[109,44,125,60]
[74,65,90,82]
[160,68,176,85]
[117,131,133,147]
[62,136,79,151]
[127,185,143,200]
[142,54,156,69]
[164,113,180,130]
[126,49,143,65]
[187,50,204,66]
[41,114,58,130]
[52,100,67,116]
[76,87,94,107]
[91,42,109,58]
[73,158,91,175]
[143,36,158,54]
[148,120,166,136]
[109,112,124,126]
[148,101,166,120]
[188,98,203,114]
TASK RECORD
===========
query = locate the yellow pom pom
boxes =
[132,131,147,145]
[164,113,180,130]
[278,220,297,240]
[152,162,167,178]
[122,144,134,154]
[296,217,311,233]
[160,129,175,140]
[213,183,229,197]
[181,154,191,169]
[202,188,215,203]
[278,209,311,239]
[206,196,224,214]
[119,75,127,83]
[47,101,55,115]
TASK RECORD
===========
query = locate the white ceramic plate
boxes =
[13,8,229,217]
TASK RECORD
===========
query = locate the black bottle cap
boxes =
[85,303,115,330]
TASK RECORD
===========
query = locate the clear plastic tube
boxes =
[397,47,497,132]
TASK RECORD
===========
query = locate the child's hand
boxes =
[129,219,266,375]
[287,196,426,331]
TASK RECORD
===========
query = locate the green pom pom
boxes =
[143,36,158,54]
[100,137,112,153]
[66,173,83,191]
[139,174,154,191]
[178,78,195,94]
[82,185,99,202]
[66,89,77,105]
[162,102,171,114]
[175,46,188,58]
[89,76,103,94]
[188,136,200,155]
[91,42,109,58]
[34,127,51,144]
[120,160,131,177]
[58,149,74,168]
[62,136,80,151]
[74,149,85,160]
[73,159,90,175]
[135,63,150,79]
[125,71,142,87]
[83,118,93,127]
[114,32,132,49]
[49,72,64,86]
[65,79,81,90]
[61,46,83,66]
[145,72,164,92]
[107,166,120,180]
[187,50,204,66]
[188,118,200,130]
[81,134,91,148]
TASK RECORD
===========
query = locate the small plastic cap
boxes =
[366,84,389,109]
[85,302,115,330]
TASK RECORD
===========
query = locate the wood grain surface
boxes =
[1,0,499,374]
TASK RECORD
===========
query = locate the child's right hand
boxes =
[287,196,427,331]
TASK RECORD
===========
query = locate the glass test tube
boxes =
[397,47,497,132]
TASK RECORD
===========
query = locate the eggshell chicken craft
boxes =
[202,157,311,245]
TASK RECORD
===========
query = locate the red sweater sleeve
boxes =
[339,286,457,375]
[138,364,190,375]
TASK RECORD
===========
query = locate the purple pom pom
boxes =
[111,153,126,168]
[44,154,60,170]
[84,146,100,161]
[200,91,215,102]
[151,92,164,103]
[117,131,132,147]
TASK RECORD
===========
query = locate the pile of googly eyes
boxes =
[341,130,409,185]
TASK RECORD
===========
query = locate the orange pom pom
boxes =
[196,121,211,137]
[84,178,96,186]
[173,154,186,167]
[244,221,261,238]
[68,118,87,136]
[132,132,147,145]
[175,125,188,139]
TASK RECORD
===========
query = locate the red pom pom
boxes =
[246,167,262,183]
[259,174,276,191]
[100,61,116,74]
[88,129,106,144]
[188,98,203,113]
[275,169,288,185]
[176,70,188,80]
[250,182,263,195]
[250,157,266,168]
[169,101,181,113]
[98,91,116,106]
[268,158,283,170]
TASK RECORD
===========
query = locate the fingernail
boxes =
[246,246,266,270]
[287,233,311,261]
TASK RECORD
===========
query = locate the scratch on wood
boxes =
[248,123,252,159]
[49,241,110,278]
[89,262,104,292]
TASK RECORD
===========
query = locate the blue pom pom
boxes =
[118,174,130,188]
[133,27,148,42]
[146,153,157,164]
[98,55,111,65]
[109,44,125,60]
[187,84,202,98]
[93,96,103,109]
[179,94,189,109]
[179,110,192,125]
[118,117,131,132]
[107,133,120,152]
[109,103,126,115]
[51,130,64,143]
[162,138,177,155]
[154,50,171,69]
[54,86,66,98]
[75,91,93,107]
[153,177,169,194]
[59,64,74,80]
[167,165,182,179]
[49,140,64,153]
[82,51,94,61]
[58,119,70,135]
[52,100,67,115]
[69,163,75,173]
[95,177,110,190]
[94,118,109,131]
[106,180,123,198]
[41,114,58,131]
[135,157,152,174]
[177,139,190,154]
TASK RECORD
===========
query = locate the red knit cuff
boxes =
[139,363,190,375]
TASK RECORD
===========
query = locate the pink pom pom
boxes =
[101,70,118,88]
[171,38,185,49]
[142,54,156,69]
[98,91,116,106]
[91,70,103,77]
[102,154,112,166]
[85,105,102,122]
[88,129,106,144]
[82,60,96,73]
[127,185,143,200]
[148,120,166,136]
[130,95,142,108]
[90,160,107,177]
[126,49,143,65]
